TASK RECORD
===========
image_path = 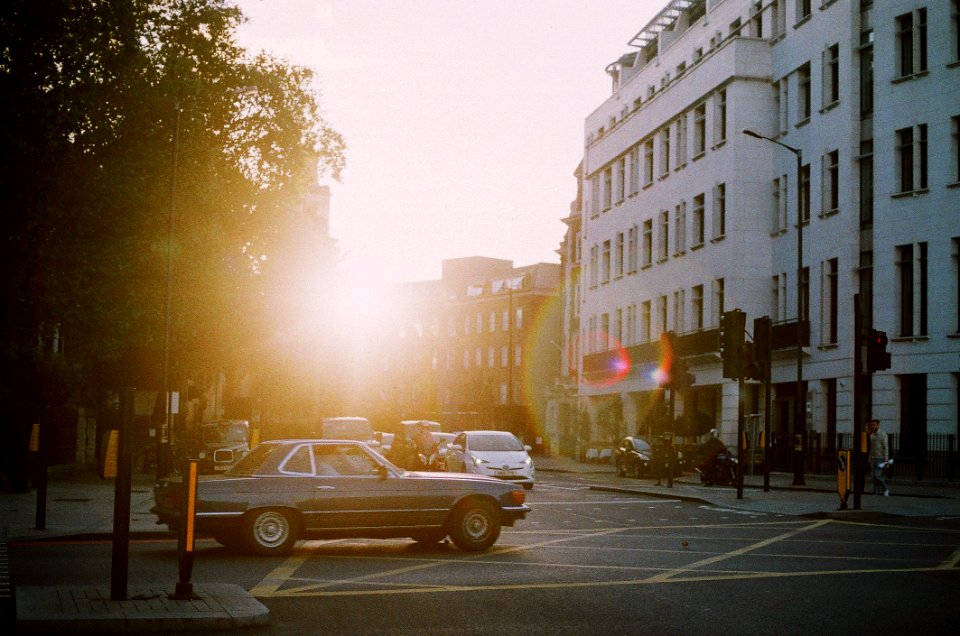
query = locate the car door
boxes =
[299,442,419,530]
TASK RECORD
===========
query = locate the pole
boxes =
[159,101,180,481]
[792,149,806,485]
[763,325,772,492]
[110,386,135,601]
[736,373,744,499]
[853,294,864,510]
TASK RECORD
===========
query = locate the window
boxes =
[714,278,725,325]
[823,150,839,214]
[514,344,521,367]
[801,266,810,323]
[825,258,838,344]
[778,79,789,133]
[750,1,763,37]
[955,1,960,63]
[692,193,705,245]
[616,157,626,203]
[676,114,687,167]
[859,139,874,225]
[823,43,840,106]
[897,124,928,193]
[953,116,960,184]
[641,300,652,342]
[798,62,811,122]
[642,220,653,267]
[674,201,686,255]
[714,89,727,143]
[629,147,640,194]
[953,238,960,333]
[692,284,704,330]
[658,210,670,261]
[589,244,598,287]
[463,349,470,370]
[772,175,789,232]
[614,232,624,278]
[693,104,707,156]
[800,164,810,223]
[601,314,610,350]
[501,346,508,368]
[657,295,668,337]
[613,308,623,345]
[476,347,482,367]
[515,306,523,329]
[712,183,726,239]
[627,225,638,273]
[601,239,611,283]
[502,310,508,331]
[476,312,482,334]
[660,128,671,177]
[644,138,654,186]
[673,289,685,332]
[897,8,928,78]
[602,168,612,210]
[898,244,914,336]
[590,175,600,217]
[489,311,496,333]
[796,0,811,23]
[626,304,637,345]
[772,0,786,38]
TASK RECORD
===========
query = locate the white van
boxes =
[319,417,376,445]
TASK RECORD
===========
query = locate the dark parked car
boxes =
[615,436,652,478]
[188,420,250,474]
[152,439,530,555]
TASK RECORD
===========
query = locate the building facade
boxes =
[564,0,959,468]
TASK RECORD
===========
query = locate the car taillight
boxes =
[510,490,525,505]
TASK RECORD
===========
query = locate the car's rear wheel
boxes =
[242,508,299,556]
[448,500,500,552]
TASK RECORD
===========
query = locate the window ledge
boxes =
[795,117,811,129]
[672,250,685,258]
[947,332,960,339]
[818,343,838,351]
[947,181,960,189]
[692,150,706,162]
[656,257,669,264]
[818,208,839,219]
[658,172,671,181]
[641,263,652,271]
[948,61,960,69]
[892,335,929,343]
[819,100,839,115]
[819,0,839,9]
[711,139,727,151]
[891,188,929,199]
[643,182,654,191]
[770,228,788,237]
[793,15,812,29]
[891,70,929,84]
[691,242,705,251]
[710,234,726,244]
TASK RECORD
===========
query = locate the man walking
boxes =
[867,419,890,496]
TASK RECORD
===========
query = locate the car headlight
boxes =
[522,457,532,466]
[471,455,488,467]
[198,451,207,459]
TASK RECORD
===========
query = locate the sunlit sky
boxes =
[234,0,661,284]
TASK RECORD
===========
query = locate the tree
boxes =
[0,0,346,479]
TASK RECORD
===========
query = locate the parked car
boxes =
[615,436,652,478]
[445,431,535,489]
[187,420,250,474]
[152,439,529,555]
[319,416,376,442]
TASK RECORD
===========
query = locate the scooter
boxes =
[698,451,738,486]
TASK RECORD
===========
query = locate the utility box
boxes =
[837,449,852,510]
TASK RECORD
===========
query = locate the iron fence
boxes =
[798,432,959,481]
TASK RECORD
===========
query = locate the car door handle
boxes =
[315,485,335,490]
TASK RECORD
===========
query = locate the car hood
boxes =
[467,450,531,465]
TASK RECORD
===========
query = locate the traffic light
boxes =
[865,329,891,372]
[719,309,745,379]
[659,331,695,389]
[742,341,762,380]
[753,316,772,377]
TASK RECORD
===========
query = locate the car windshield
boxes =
[202,422,247,444]
[468,433,524,452]
[226,443,280,476]
[632,438,651,451]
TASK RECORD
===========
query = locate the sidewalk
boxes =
[1,467,268,633]
[3,459,960,633]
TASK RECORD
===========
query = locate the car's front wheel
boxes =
[242,508,299,556]
[448,500,501,552]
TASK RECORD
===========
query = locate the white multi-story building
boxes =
[562,0,959,469]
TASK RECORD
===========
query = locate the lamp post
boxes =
[743,129,805,486]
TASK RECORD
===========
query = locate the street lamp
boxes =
[743,129,805,486]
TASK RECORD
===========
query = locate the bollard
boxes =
[170,459,200,600]
[836,449,852,510]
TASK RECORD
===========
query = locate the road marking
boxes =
[938,546,960,569]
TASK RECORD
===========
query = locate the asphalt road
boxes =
[11,471,960,635]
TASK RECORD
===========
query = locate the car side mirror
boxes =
[523,445,532,452]
[450,444,463,451]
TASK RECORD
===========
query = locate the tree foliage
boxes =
[0,0,346,463]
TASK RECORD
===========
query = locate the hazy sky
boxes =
[233,0,660,284]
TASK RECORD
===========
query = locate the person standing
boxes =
[867,419,890,496]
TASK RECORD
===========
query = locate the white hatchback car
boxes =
[445,431,535,489]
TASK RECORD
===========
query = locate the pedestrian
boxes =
[867,419,890,496]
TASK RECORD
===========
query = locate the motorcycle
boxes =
[697,451,738,486]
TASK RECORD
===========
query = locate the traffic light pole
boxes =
[853,295,864,510]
